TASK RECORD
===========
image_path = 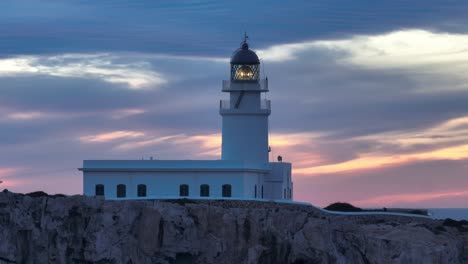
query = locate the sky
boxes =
[1,0,468,208]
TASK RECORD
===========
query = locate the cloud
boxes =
[0,167,22,188]
[355,116,468,151]
[293,159,468,207]
[171,134,222,157]
[0,54,167,89]
[258,30,468,94]
[292,115,468,175]
[0,167,17,178]
[257,42,318,62]
[80,130,145,143]
[111,108,146,119]
[314,30,468,69]
[351,189,468,207]
[115,134,187,150]
[112,133,222,158]
[76,117,468,178]
[6,111,45,120]
[0,106,74,121]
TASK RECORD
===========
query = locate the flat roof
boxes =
[79,159,271,173]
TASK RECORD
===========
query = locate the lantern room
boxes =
[230,39,260,82]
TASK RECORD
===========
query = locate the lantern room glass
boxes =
[231,64,259,81]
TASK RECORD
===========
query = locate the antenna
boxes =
[241,32,249,47]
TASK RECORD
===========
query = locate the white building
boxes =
[80,38,294,201]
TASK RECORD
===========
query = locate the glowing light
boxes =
[235,65,254,80]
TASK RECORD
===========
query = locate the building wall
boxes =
[221,114,269,165]
[263,162,293,200]
[83,170,264,199]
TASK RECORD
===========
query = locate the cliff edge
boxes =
[0,191,466,264]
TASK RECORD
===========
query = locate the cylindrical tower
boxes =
[220,38,270,167]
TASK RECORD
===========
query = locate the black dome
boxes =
[230,42,260,65]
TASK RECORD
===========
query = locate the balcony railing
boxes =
[261,99,271,110]
[220,100,230,110]
[219,99,271,111]
[222,78,269,92]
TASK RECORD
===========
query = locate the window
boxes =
[180,184,189,197]
[95,184,104,196]
[222,184,232,197]
[284,189,286,199]
[200,184,209,197]
[254,185,257,198]
[117,184,126,198]
[261,185,264,198]
[137,184,147,197]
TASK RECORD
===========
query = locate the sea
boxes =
[426,208,468,221]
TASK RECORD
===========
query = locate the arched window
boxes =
[95,184,104,196]
[222,184,232,197]
[254,185,257,198]
[284,188,286,199]
[200,184,209,197]
[180,184,189,197]
[261,185,264,198]
[137,184,147,197]
[117,184,126,198]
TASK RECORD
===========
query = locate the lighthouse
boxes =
[220,37,270,168]
[80,36,293,201]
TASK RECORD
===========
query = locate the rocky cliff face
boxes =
[0,191,466,264]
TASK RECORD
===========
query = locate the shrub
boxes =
[25,191,66,198]
[324,202,363,212]
[25,191,48,197]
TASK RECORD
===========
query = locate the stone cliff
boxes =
[0,191,466,264]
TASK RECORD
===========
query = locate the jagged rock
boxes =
[0,191,466,264]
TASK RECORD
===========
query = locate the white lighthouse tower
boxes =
[220,37,270,168]
[80,36,293,201]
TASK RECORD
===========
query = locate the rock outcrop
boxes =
[0,191,466,264]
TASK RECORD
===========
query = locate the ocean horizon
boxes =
[426,208,468,220]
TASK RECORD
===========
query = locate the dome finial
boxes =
[242,32,249,50]
[231,33,259,65]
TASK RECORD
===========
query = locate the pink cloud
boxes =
[115,134,186,150]
[7,111,44,120]
[351,190,468,208]
[0,167,23,189]
[80,130,145,143]
[0,167,17,178]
